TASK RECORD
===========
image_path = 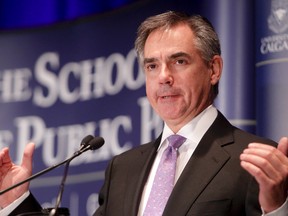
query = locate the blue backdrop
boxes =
[1,0,287,215]
[255,0,288,141]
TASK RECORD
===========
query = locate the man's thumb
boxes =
[21,143,35,175]
[277,137,288,156]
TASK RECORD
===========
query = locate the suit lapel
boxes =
[163,112,234,216]
[124,135,162,216]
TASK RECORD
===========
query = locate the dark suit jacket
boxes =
[94,111,276,216]
[9,193,42,216]
[10,111,276,216]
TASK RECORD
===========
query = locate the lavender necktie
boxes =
[143,134,186,216]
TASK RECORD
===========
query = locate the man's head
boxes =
[135,11,223,132]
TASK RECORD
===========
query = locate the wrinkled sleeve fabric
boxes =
[262,198,288,216]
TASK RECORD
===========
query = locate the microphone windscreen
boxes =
[80,135,94,147]
[89,137,105,150]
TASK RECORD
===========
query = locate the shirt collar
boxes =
[160,105,218,149]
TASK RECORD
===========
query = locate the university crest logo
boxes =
[268,0,288,33]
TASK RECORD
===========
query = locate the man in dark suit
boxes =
[0,11,288,216]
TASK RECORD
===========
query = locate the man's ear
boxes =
[209,55,223,85]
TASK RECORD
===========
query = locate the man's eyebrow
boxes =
[143,52,190,65]
[169,52,190,59]
[143,57,157,65]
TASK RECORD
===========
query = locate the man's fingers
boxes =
[241,140,288,212]
[240,151,281,180]
[245,141,288,167]
[0,148,11,164]
[240,160,271,185]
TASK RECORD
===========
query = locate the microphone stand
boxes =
[49,145,91,216]
[0,141,94,195]
[49,159,72,216]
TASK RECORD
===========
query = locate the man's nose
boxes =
[159,65,173,85]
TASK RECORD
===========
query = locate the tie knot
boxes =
[167,134,186,149]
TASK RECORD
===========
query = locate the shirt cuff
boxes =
[0,191,30,215]
[262,198,288,216]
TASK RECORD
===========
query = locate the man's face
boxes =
[143,23,221,132]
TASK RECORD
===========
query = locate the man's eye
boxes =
[146,64,156,71]
[176,59,186,65]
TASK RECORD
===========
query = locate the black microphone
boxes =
[78,136,105,153]
[0,135,105,196]
[79,134,94,150]
[91,136,105,149]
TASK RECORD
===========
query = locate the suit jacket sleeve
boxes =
[9,193,42,216]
